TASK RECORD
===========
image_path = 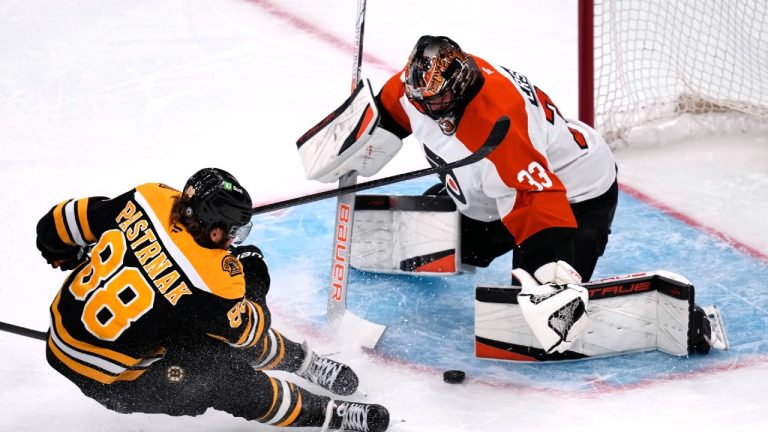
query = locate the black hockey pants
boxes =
[460,178,618,282]
[46,336,330,426]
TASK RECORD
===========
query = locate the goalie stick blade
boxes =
[333,310,386,350]
[251,116,510,215]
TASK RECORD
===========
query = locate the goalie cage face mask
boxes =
[405,35,481,120]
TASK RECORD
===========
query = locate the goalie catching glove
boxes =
[515,261,591,354]
[296,79,402,183]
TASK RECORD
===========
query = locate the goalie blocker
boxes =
[475,270,729,362]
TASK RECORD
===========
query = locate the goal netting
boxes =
[583,0,768,147]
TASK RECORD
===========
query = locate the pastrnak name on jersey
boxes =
[115,200,192,305]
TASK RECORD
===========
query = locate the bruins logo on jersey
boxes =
[165,365,186,383]
[222,255,243,277]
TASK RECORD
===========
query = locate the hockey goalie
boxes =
[295,39,729,361]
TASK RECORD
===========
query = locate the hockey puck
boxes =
[443,370,465,384]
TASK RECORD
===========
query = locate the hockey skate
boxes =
[324,401,390,432]
[691,304,729,354]
[297,342,359,396]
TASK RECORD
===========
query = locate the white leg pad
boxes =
[351,195,461,275]
[475,271,707,361]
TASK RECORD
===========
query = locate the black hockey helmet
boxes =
[180,168,253,247]
[404,35,481,119]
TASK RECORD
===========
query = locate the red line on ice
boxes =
[244,0,768,393]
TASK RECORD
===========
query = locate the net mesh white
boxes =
[593,0,768,147]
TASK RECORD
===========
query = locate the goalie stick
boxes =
[322,0,382,349]
[251,117,509,215]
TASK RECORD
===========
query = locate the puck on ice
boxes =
[443,370,465,384]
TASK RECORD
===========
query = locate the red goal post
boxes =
[579,0,768,147]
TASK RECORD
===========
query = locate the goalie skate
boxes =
[702,304,729,351]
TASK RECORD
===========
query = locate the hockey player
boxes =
[296,36,731,357]
[299,35,616,286]
[37,168,389,432]
[378,35,617,284]
[296,35,616,352]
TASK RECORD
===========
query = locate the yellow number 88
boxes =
[69,229,155,341]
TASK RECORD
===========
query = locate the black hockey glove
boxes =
[230,245,270,300]
[36,239,88,271]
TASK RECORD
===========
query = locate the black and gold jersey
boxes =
[39,183,269,384]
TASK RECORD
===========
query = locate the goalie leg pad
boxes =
[350,195,461,275]
[475,271,729,361]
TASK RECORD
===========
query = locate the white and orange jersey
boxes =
[377,56,616,245]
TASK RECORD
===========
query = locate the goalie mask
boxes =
[180,168,253,248]
[404,35,481,119]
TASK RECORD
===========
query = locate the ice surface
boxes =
[1,1,767,431]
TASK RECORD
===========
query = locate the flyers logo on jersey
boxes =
[423,144,467,205]
[222,255,243,277]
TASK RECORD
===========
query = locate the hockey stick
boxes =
[322,0,382,349]
[1,118,509,348]
[0,320,46,341]
[251,117,509,215]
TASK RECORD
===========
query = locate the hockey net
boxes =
[581,0,768,148]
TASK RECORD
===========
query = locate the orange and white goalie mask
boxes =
[404,35,481,120]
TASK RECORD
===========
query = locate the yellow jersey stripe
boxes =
[51,290,139,366]
[53,200,75,246]
[267,380,293,425]
[48,336,116,384]
[244,301,266,348]
[77,198,96,243]
[234,303,255,346]
[115,368,147,382]
[49,336,147,384]
[277,385,302,427]
[263,331,286,370]
[257,377,280,422]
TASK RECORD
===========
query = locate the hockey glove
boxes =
[36,239,88,271]
[532,260,582,285]
[230,245,270,300]
[515,261,591,354]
